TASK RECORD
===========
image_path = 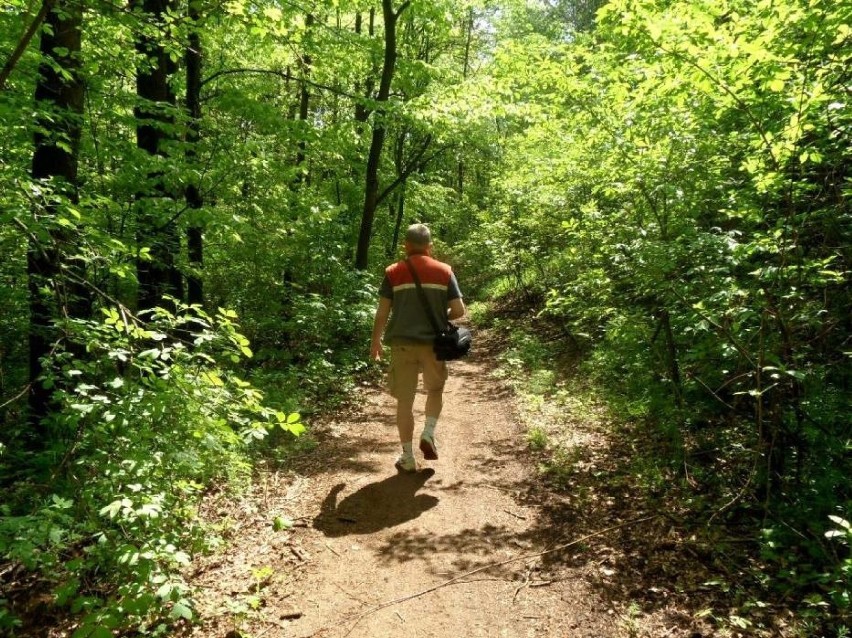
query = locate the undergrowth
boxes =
[481,299,850,638]
[0,305,305,637]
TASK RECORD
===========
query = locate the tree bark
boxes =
[354,8,376,124]
[133,0,183,311]
[295,13,314,179]
[458,7,474,197]
[27,0,85,427]
[185,0,204,307]
[354,0,410,271]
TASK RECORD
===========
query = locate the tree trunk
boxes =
[354,0,410,271]
[295,13,314,180]
[27,0,85,428]
[458,7,474,198]
[133,0,183,311]
[185,0,204,307]
[354,9,376,124]
[390,187,405,256]
[660,310,683,408]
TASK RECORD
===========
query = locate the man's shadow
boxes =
[314,469,438,537]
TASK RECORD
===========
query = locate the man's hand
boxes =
[371,297,392,362]
[370,342,383,361]
[448,297,466,321]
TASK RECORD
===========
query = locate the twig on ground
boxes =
[256,618,291,638]
[504,509,527,520]
[290,546,310,562]
[341,514,659,637]
[333,581,375,607]
[0,563,19,580]
[513,564,534,603]
[479,483,517,494]
[530,580,554,588]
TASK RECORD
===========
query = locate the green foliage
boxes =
[461,0,850,632]
[526,426,548,451]
[754,509,852,631]
[3,0,487,629]
[2,0,848,633]
[0,305,302,633]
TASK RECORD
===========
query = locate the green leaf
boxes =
[263,6,281,21]
[72,625,113,638]
[767,78,785,92]
[282,421,305,436]
[273,515,293,531]
[170,601,193,621]
[828,515,851,530]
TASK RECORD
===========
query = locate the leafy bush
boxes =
[0,304,302,635]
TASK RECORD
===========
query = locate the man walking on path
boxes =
[370,224,466,472]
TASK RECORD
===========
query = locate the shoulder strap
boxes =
[404,258,445,336]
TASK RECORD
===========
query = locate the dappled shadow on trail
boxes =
[296,327,737,635]
[285,396,398,479]
[496,426,737,637]
[313,469,438,537]
[375,522,537,576]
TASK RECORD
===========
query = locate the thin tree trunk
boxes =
[390,187,405,255]
[354,9,376,124]
[27,0,85,428]
[660,310,683,408]
[458,7,474,197]
[295,13,314,179]
[354,0,410,270]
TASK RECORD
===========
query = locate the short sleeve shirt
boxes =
[379,255,462,343]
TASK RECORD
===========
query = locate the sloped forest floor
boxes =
[178,331,753,638]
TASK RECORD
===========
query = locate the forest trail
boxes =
[186,336,649,638]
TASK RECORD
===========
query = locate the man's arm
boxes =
[448,297,466,321]
[447,272,465,320]
[370,297,392,360]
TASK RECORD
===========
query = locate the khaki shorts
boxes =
[388,343,448,402]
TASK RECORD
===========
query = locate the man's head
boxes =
[404,223,432,255]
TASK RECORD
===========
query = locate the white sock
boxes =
[423,417,437,438]
[401,441,414,458]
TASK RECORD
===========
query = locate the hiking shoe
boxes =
[419,433,438,460]
[394,454,418,473]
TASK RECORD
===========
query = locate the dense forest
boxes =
[0,0,849,635]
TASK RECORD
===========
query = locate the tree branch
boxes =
[375,139,453,207]
[394,1,411,19]
[0,0,56,91]
[376,135,432,205]
[200,67,362,101]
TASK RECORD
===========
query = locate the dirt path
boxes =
[187,340,624,638]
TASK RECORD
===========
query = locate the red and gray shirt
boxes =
[379,254,463,344]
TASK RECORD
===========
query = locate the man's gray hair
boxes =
[405,223,432,246]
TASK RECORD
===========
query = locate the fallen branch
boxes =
[342,514,659,637]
